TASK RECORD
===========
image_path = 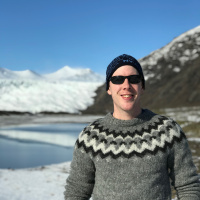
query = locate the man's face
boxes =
[107,65,144,119]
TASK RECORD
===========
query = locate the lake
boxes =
[0,123,87,169]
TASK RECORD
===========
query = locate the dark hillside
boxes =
[83,26,200,114]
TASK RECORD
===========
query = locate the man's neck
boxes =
[113,108,142,120]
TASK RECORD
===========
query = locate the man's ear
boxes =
[107,88,112,95]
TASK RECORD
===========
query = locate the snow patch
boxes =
[173,67,181,73]
[139,25,200,76]
[0,162,71,200]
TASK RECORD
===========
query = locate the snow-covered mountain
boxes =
[139,25,200,82]
[0,68,42,80]
[0,66,105,114]
[84,25,200,114]
[0,66,105,82]
[43,66,104,82]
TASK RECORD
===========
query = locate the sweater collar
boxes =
[102,109,156,128]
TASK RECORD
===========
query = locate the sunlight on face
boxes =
[107,65,144,120]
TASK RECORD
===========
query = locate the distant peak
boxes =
[0,66,104,82]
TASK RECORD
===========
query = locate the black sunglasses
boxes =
[110,75,141,85]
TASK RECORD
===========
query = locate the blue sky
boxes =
[0,0,200,75]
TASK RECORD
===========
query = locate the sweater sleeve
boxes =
[64,141,95,200]
[168,123,200,200]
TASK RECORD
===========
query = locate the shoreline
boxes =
[0,114,104,127]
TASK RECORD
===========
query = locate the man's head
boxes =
[106,54,145,119]
[106,54,145,91]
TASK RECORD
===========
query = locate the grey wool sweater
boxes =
[64,109,200,200]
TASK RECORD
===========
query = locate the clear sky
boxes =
[1,0,200,75]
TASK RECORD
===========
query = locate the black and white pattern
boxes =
[76,114,185,159]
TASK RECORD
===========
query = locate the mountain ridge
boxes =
[83,25,200,114]
[0,68,42,79]
[43,66,105,82]
[0,66,105,82]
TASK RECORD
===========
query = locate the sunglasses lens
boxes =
[110,76,125,84]
[129,75,141,84]
[110,75,141,84]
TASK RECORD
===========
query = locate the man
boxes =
[64,54,200,200]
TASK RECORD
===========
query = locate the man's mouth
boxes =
[121,94,134,100]
[122,95,132,97]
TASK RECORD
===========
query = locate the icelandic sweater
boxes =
[64,109,200,200]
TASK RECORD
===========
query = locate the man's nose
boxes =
[122,78,131,88]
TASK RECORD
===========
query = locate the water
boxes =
[0,123,87,169]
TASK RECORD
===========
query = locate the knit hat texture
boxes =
[106,54,145,90]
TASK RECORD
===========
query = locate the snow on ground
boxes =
[188,137,200,142]
[0,114,103,127]
[0,162,70,200]
[162,106,200,123]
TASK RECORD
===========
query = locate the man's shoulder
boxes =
[80,115,107,133]
[144,109,178,123]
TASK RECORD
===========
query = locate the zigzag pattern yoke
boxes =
[76,113,185,159]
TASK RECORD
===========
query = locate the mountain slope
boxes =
[140,25,200,109]
[0,66,104,114]
[83,25,200,114]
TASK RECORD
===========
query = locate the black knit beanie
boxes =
[106,54,145,91]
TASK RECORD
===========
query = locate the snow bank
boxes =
[0,162,70,200]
